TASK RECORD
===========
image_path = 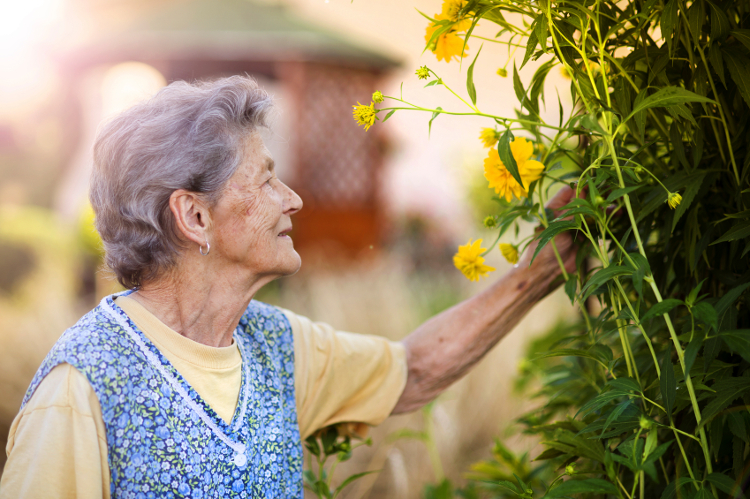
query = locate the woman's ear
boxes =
[169,189,211,246]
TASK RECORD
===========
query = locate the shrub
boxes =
[355,0,750,497]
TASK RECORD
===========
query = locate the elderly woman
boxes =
[1,76,576,498]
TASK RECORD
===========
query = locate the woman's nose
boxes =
[283,183,303,215]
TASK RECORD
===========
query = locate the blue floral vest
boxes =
[22,292,303,498]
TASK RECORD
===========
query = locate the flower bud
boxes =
[483,216,497,228]
[499,243,519,265]
[497,68,508,78]
[594,195,605,206]
[565,464,575,475]
[372,91,384,103]
[639,415,653,430]
[667,192,682,210]
[416,66,431,80]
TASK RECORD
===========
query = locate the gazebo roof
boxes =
[65,0,400,71]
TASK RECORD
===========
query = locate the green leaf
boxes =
[576,390,631,419]
[661,478,696,499]
[719,330,750,362]
[494,480,521,495]
[641,299,683,324]
[723,52,750,109]
[706,473,746,499]
[698,377,750,430]
[428,107,443,137]
[535,13,549,52]
[382,109,396,122]
[533,348,608,366]
[711,221,750,245]
[466,45,483,106]
[513,64,527,111]
[642,440,673,465]
[601,400,633,436]
[581,265,634,300]
[564,277,577,304]
[607,185,643,203]
[544,478,618,498]
[521,25,539,69]
[660,0,678,54]
[731,29,750,51]
[672,172,706,232]
[707,0,730,41]
[709,43,726,87]
[715,282,750,322]
[333,470,380,497]
[629,253,651,297]
[607,377,641,393]
[660,347,676,416]
[497,129,524,188]
[530,220,578,266]
[727,412,749,444]
[624,87,714,125]
[686,279,706,306]
[692,302,718,332]
[694,487,715,499]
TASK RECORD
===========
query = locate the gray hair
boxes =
[90,75,273,289]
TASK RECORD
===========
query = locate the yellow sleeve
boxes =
[1,364,110,499]
[283,309,408,440]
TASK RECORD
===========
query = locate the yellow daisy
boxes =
[425,23,468,62]
[483,137,545,202]
[453,239,496,281]
[352,101,377,131]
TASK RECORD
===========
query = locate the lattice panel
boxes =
[294,64,380,208]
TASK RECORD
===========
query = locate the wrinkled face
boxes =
[209,131,303,280]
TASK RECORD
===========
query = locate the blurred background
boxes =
[0,0,578,496]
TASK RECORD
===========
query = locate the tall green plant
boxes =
[353,0,750,497]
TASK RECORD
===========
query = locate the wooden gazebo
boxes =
[61,0,399,259]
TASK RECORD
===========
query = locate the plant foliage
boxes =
[354,0,750,497]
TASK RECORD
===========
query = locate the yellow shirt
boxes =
[0,296,407,499]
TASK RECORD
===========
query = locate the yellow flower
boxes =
[439,0,471,29]
[668,192,682,209]
[352,101,377,131]
[479,128,500,148]
[372,91,384,103]
[483,137,545,202]
[425,20,468,62]
[416,66,431,80]
[453,239,496,281]
[499,243,519,264]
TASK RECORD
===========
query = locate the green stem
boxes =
[606,136,713,475]
[379,101,568,131]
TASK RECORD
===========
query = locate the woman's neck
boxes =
[130,264,270,348]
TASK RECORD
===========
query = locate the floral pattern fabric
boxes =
[22,292,303,498]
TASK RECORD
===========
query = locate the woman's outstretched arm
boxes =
[391,187,579,414]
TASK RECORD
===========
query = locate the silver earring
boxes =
[199,239,210,256]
